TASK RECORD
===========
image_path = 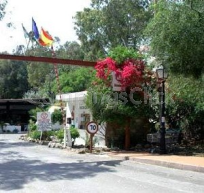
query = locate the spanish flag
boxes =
[39,28,54,46]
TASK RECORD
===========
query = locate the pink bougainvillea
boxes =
[95,57,145,89]
[95,57,117,80]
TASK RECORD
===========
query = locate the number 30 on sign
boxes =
[86,121,98,135]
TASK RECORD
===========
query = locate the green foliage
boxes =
[56,129,64,141]
[25,41,86,99]
[56,41,85,60]
[29,130,55,141]
[52,67,95,93]
[51,109,63,124]
[108,46,141,64]
[28,107,46,121]
[55,127,80,144]
[166,74,204,140]
[70,127,80,140]
[28,120,37,132]
[30,130,41,140]
[86,75,154,126]
[74,0,152,60]
[145,0,204,77]
[0,56,30,98]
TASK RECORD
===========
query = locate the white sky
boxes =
[0,0,91,53]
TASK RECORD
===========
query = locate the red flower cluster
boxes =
[95,57,116,80]
[95,57,145,89]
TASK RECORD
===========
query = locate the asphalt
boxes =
[3,132,204,173]
[107,151,204,173]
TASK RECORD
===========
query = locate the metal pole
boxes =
[159,80,166,154]
[90,134,93,153]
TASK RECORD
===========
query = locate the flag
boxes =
[22,24,29,38]
[32,18,39,40]
[39,28,54,46]
[38,38,47,46]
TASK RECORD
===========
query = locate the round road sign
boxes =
[86,121,98,134]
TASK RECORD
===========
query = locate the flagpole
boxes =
[29,19,71,147]
[51,45,70,148]
[25,39,30,54]
[21,24,30,54]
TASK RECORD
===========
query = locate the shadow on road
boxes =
[0,140,123,191]
[0,140,38,150]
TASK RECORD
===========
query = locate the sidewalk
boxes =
[107,151,204,173]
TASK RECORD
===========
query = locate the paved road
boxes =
[0,134,204,193]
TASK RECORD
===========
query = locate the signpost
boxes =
[37,112,51,131]
[86,121,98,153]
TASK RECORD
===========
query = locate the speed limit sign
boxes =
[86,121,98,135]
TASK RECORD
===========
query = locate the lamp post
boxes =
[156,66,167,154]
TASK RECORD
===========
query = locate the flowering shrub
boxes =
[95,47,146,89]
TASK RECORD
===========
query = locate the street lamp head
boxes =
[156,66,168,80]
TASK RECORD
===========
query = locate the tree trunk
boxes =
[125,117,131,150]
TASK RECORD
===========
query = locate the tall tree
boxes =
[52,67,94,94]
[74,0,152,61]
[145,0,204,77]
[25,41,90,100]
[26,45,53,89]
[0,51,29,99]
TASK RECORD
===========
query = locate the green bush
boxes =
[55,129,64,141]
[42,130,55,141]
[30,130,41,139]
[29,130,55,141]
[28,120,37,132]
[52,109,63,124]
[70,127,80,140]
[70,127,80,147]
[54,127,80,145]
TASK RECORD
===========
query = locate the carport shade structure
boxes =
[0,98,50,131]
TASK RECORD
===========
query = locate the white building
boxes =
[56,91,92,129]
[56,91,106,147]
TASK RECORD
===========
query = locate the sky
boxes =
[0,0,91,53]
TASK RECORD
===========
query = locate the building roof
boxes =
[56,91,87,101]
[0,98,50,105]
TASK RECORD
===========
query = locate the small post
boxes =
[90,134,93,153]
[40,130,43,142]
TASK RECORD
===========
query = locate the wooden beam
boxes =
[0,54,96,67]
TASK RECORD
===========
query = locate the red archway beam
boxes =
[0,54,96,67]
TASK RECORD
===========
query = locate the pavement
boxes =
[75,130,204,173]
[107,151,204,173]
